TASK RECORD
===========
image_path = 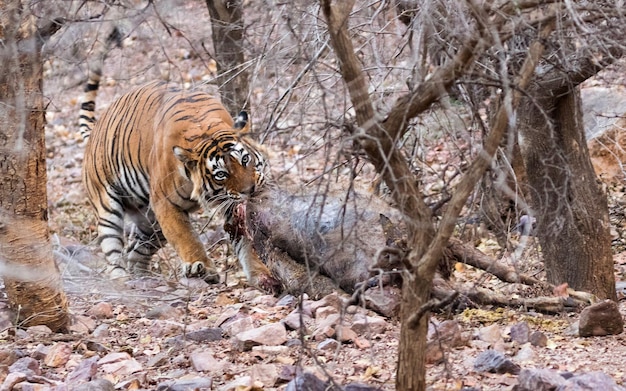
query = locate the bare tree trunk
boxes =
[205,0,250,114]
[0,1,69,332]
[518,87,616,300]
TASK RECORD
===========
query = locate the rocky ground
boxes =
[2,1,626,390]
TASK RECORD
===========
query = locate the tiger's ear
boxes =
[233,111,250,133]
[173,146,197,166]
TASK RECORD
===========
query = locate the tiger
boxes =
[78,32,279,292]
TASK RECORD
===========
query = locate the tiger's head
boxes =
[172,112,267,209]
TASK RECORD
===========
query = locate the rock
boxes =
[70,315,97,334]
[147,320,184,338]
[26,325,53,336]
[314,312,340,329]
[336,325,358,343]
[583,86,626,139]
[67,357,99,383]
[286,339,303,347]
[97,352,142,376]
[276,295,298,307]
[232,322,287,351]
[579,300,624,337]
[218,376,258,391]
[560,371,626,391]
[425,320,467,364]
[351,316,388,335]
[315,306,339,320]
[478,324,503,343]
[241,288,264,302]
[156,377,213,391]
[251,294,279,307]
[250,363,279,387]
[91,324,109,339]
[278,365,297,383]
[510,322,531,344]
[282,309,312,331]
[9,357,41,376]
[86,302,113,319]
[313,325,336,341]
[146,353,169,368]
[71,379,116,391]
[354,337,371,349]
[251,345,291,356]
[97,352,130,366]
[361,286,401,317]
[345,383,382,391]
[1,372,27,391]
[100,358,142,376]
[170,327,223,343]
[310,293,343,316]
[285,372,330,391]
[516,368,567,391]
[44,342,72,368]
[189,350,222,372]
[116,378,142,390]
[514,344,536,363]
[300,301,314,318]
[473,350,520,375]
[311,314,340,340]
[13,328,29,340]
[222,316,254,337]
[429,320,465,345]
[529,331,548,347]
[317,338,340,351]
[213,304,244,327]
[0,349,18,366]
[16,380,61,390]
[145,304,184,320]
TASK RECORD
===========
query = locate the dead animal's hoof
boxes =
[256,274,282,295]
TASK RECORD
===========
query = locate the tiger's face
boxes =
[173,133,267,209]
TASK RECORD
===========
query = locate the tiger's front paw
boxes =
[182,261,220,284]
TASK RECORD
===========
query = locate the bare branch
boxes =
[321,0,433,238]
[415,21,556,283]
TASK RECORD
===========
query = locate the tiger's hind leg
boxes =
[94,198,130,279]
[126,208,166,275]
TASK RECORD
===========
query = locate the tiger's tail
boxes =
[78,27,122,141]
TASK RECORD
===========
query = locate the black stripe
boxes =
[104,249,123,257]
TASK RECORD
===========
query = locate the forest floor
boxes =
[2,1,626,390]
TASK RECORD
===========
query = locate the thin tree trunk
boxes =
[518,88,616,300]
[205,0,250,114]
[0,1,69,332]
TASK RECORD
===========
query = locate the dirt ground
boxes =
[2,1,626,390]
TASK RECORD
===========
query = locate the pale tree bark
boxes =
[205,0,250,114]
[320,0,552,388]
[0,1,69,332]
